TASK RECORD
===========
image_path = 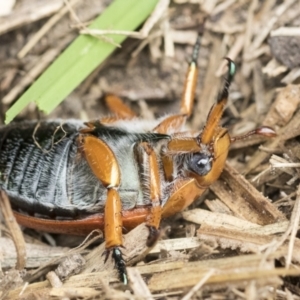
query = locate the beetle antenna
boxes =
[201,58,236,145]
[230,126,276,143]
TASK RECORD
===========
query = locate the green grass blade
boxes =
[5,0,159,124]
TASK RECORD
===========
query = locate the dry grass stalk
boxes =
[0,191,26,270]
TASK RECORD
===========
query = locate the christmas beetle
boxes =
[0,35,275,284]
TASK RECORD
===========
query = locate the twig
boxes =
[249,0,296,52]
[0,191,26,270]
[182,269,215,300]
[18,0,82,58]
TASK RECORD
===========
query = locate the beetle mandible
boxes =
[0,35,275,284]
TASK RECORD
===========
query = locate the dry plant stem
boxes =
[0,237,69,269]
[46,271,63,288]
[50,287,99,299]
[3,49,61,105]
[182,209,261,231]
[127,268,154,300]
[210,163,285,225]
[262,184,300,268]
[6,253,296,299]
[205,198,233,214]
[148,267,298,292]
[192,37,222,128]
[253,61,267,114]
[245,110,300,174]
[245,44,270,62]
[80,0,170,40]
[262,58,288,77]
[136,0,170,39]
[27,233,100,283]
[131,30,162,58]
[17,0,82,58]
[272,163,300,168]
[0,69,18,91]
[251,165,284,188]
[0,0,64,35]
[200,0,219,14]
[248,0,295,52]
[211,0,236,16]
[163,17,174,57]
[271,26,300,37]
[197,221,300,262]
[281,68,300,84]
[243,0,258,58]
[0,191,26,270]
[64,0,84,25]
[149,236,202,255]
[215,34,245,77]
[181,269,215,300]
[46,271,71,300]
[170,30,197,45]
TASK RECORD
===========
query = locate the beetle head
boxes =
[185,58,275,188]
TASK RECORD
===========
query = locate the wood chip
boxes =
[210,163,286,225]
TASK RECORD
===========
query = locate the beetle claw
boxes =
[103,247,128,285]
[146,225,160,247]
[103,249,110,263]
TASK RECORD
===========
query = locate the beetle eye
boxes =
[188,153,212,176]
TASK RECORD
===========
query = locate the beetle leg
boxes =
[166,137,202,154]
[162,178,205,218]
[201,58,235,145]
[153,114,186,134]
[136,142,163,247]
[180,34,201,117]
[104,94,136,119]
[78,134,127,284]
[152,35,201,134]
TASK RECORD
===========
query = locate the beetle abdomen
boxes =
[0,121,90,217]
[0,121,110,217]
[0,120,169,219]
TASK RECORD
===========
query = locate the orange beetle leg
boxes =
[180,63,198,117]
[153,35,201,135]
[79,121,96,134]
[78,134,127,283]
[201,58,235,145]
[78,135,120,187]
[153,114,186,134]
[138,142,163,247]
[162,155,173,182]
[105,189,123,249]
[180,34,200,117]
[105,94,136,119]
[162,178,205,219]
[13,207,151,236]
[99,116,125,125]
[166,137,202,154]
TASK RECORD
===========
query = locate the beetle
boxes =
[0,35,275,284]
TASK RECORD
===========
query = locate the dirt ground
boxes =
[1,0,300,299]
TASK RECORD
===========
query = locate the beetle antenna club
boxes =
[230,126,276,142]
